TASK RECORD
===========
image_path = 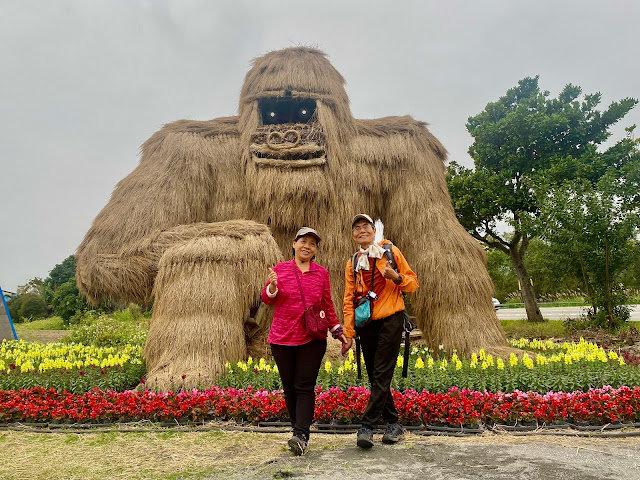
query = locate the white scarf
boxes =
[356,243,385,272]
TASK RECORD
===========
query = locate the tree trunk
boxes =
[605,238,614,328]
[510,247,544,322]
[577,252,593,305]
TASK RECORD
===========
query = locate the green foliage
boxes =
[45,256,77,289]
[486,249,518,301]
[500,320,566,340]
[0,364,145,394]
[538,130,640,329]
[620,240,640,290]
[51,281,88,322]
[63,309,148,347]
[448,76,638,321]
[5,296,24,323]
[7,294,48,322]
[13,316,66,331]
[216,342,640,394]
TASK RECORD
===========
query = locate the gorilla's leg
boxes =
[144,222,282,391]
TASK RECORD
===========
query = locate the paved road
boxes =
[233,433,640,480]
[496,304,640,321]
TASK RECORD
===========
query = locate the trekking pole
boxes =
[355,336,362,379]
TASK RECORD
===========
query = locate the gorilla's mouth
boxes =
[250,123,326,168]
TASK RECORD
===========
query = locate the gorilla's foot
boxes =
[143,222,282,391]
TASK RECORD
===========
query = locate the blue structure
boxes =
[0,284,18,341]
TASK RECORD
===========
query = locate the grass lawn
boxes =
[500,319,565,340]
[0,429,347,480]
[13,317,67,343]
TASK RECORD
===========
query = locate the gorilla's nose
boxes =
[266,130,301,150]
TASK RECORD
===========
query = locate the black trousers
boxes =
[359,310,404,429]
[270,339,327,440]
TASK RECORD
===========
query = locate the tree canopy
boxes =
[447,76,638,321]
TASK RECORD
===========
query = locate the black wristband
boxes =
[393,274,402,285]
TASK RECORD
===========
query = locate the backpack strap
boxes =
[351,253,359,305]
[382,242,398,271]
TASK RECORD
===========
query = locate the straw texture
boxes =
[77,47,508,390]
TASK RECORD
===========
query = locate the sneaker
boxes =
[382,423,405,444]
[356,427,374,449]
[288,435,307,456]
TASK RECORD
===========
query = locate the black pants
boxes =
[270,339,327,440]
[359,310,404,429]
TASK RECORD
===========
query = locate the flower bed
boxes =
[2,385,639,427]
[216,338,640,394]
[0,340,145,393]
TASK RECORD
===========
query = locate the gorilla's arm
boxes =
[76,117,243,304]
[355,117,507,354]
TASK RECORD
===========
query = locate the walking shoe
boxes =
[381,423,405,444]
[356,427,374,449]
[288,435,308,456]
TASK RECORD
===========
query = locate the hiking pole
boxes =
[355,336,362,379]
[402,327,410,378]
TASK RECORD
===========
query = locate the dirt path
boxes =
[13,329,67,343]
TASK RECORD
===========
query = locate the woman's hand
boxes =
[267,268,278,294]
[340,336,353,356]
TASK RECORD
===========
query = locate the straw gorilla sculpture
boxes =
[77,47,507,391]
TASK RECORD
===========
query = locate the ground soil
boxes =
[14,329,67,343]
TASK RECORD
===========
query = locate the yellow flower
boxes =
[481,361,488,370]
[455,360,462,371]
[439,358,448,371]
[509,353,518,367]
[427,357,434,369]
[415,357,424,369]
[479,349,486,360]
[348,349,354,362]
[397,356,404,368]
[338,366,344,375]
[607,351,619,360]
[496,358,504,370]
[324,361,332,373]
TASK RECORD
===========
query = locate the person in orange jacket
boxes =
[342,213,418,449]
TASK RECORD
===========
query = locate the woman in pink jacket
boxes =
[261,227,348,455]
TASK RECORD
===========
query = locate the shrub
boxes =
[52,280,88,322]
[63,309,148,347]
[16,294,48,321]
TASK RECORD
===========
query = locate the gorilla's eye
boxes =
[259,98,317,125]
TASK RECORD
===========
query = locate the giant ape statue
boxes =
[77,47,507,391]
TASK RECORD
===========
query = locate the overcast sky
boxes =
[1,0,638,292]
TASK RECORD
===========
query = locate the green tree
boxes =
[45,256,76,290]
[447,76,637,321]
[6,295,25,322]
[16,293,48,321]
[486,249,518,301]
[51,280,88,322]
[538,129,640,328]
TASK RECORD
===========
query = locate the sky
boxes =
[1,0,638,292]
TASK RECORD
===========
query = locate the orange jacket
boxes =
[343,240,419,338]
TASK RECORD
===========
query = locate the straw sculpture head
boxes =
[76,46,508,390]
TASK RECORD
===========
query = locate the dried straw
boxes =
[77,46,509,389]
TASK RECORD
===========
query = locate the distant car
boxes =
[492,298,501,310]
